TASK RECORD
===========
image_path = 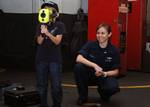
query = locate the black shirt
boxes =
[35,21,65,63]
[78,41,120,71]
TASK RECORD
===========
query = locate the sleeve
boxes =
[78,41,91,58]
[56,22,66,35]
[111,48,120,70]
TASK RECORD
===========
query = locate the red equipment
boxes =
[88,0,127,75]
[126,0,147,71]
[88,0,147,72]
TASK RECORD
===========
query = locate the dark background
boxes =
[0,10,87,70]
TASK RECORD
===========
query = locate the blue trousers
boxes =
[36,61,62,107]
[74,63,120,101]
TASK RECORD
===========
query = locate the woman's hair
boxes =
[96,23,112,34]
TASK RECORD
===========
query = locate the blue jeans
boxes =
[36,61,62,107]
[74,63,120,101]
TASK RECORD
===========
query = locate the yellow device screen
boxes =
[38,8,52,23]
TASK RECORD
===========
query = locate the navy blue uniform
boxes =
[74,41,120,101]
[35,21,65,63]
[35,21,65,107]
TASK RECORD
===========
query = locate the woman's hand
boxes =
[41,25,48,34]
[93,64,104,77]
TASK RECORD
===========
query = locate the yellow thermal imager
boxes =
[38,8,53,23]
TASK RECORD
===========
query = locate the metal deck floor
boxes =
[0,68,150,107]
